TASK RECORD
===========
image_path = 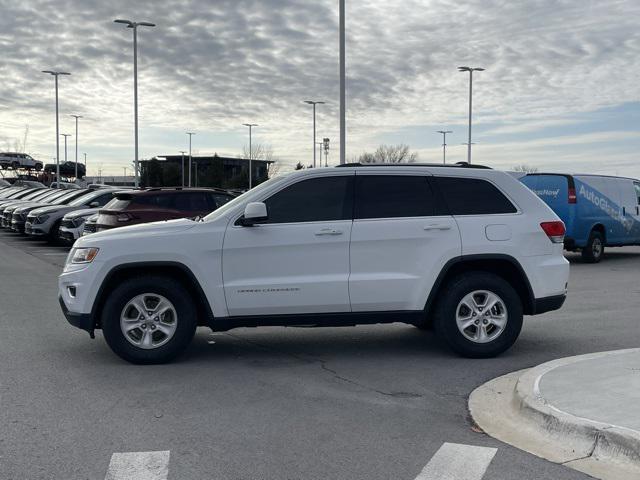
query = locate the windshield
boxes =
[69,191,102,207]
[52,190,85,205]
[203,175,291,221]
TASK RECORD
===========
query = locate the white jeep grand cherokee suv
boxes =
[59,163,569,364]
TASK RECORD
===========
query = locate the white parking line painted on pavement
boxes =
[414,443,497,480]
[105,451,170,480]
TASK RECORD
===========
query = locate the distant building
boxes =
[140,154,274,189]
[84,175,136,187]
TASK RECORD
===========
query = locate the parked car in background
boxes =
[0,152,43,170]
[4,188,79,232]
[82,213,99,236]
[0,188,50,211]
[59,164,569,364]
[11,189,88,237]
[24,188,119,242]
[50,182,82,190]
[13,179,46,188]
[44,161,86,178]
[0,179,10,187]
[59,208,99,244]
[520,173,640,262]
[95,188,235,232]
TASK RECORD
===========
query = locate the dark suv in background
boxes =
[95,188,235,232]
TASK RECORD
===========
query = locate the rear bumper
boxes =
[532,294,567,315]
[59,295,95,333]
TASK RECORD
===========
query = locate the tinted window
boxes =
[634,182,640,205]
[264,176,353,224]
[172,192,209,212]
[131,194,172,209]
[212,193,233,208]
[435,177,517,215]
[355,175,434,219]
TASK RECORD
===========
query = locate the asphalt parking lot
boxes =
[1,229,640,480]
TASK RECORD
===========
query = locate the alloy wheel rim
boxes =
[456,290,508,344]
[592,238,602,257]
[120,293,178,349]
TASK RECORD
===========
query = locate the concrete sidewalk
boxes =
[469,349,640,480]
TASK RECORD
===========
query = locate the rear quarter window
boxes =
[434,176,517,215]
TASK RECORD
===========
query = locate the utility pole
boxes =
[242,123,258,189]
[303,101,325,167]
[114,19,156,188]
[436,130,452,164]
[323,137,330,167]
[42,70,71,188]
[179,151,187,187]
[339,0,345,164]
[61,134,71,182]
[186,132,195,187]
[458,66,485,164]
[70,115,82,179]
[83,153,87,175]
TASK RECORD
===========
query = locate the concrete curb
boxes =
[469,349,640,480]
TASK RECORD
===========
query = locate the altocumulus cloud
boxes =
[0,0,639,175]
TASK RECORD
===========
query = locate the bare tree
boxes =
[512,164,539,174]
[356,144,419,164]
[294,162,305,170]
[242,143,277,162]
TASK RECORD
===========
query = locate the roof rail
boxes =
[335,162,492,169]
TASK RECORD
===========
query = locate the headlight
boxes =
[35,214,49,224]
[68,247,99,264]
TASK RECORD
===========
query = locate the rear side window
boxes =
[172,192,209,212]
[130,194,172,209]
[105,198,130,210]
[264,176,353,224]
[355,175,434,219]
[435,177,517,215]
[634,182,640,205]
[212,193,233,208]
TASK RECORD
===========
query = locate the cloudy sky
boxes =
[1,0,639,177]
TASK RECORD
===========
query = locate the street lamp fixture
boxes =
[114,18,156,188]
[303,100,325,168]
[242,123,258,189]
[42,70,71,188]
[436,130,453,165]
[458,66,485,164]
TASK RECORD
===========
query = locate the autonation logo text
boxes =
[534,188,560,198]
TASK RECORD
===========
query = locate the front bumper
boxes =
[59,295,95,335]
[25,222,46,236]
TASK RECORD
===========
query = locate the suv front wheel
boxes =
[434,272,523,358]
[101,276,197,364]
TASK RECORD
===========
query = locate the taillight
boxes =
[540,221,566,243]
[568,187,577,204]
[117,213,132,222]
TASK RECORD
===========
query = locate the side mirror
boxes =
[89,201,100,208]
[241,202,268,226]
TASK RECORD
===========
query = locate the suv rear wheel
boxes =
[434,272,523,358]
[582,230,604,263]
[101,276,197,364]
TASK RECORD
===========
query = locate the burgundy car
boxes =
[95,188,235,232]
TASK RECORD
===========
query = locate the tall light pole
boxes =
[42,70,71,189]
[186,132,195,187]
[303,100,325,168]
[339,0,345,165]
[179,151,187,187]
[61,134,71,181]
[114,19,156,188]
[242,123,258,189]
[458,66,485,164]
[436,130,452,165]
[70,115,82,179]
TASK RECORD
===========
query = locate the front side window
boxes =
[354,175,435,219]
[434,176,517,215]
[634,182,640,205]
[264,176,353,224]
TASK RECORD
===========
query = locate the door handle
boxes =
[423,223,452,231]
[315,228,343,236]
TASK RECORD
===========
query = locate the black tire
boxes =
[101,276,197,364]
[47,220,62,244]
[581,231,604,263]
[11,161,20,170]
[434,272,523,358]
